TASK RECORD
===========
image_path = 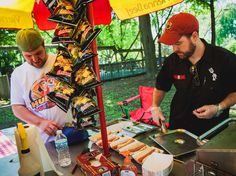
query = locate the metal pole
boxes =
[87,3,109,156]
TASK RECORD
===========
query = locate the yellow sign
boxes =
[0,0,34,29]
[109,0,183,20]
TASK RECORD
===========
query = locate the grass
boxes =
[0,105,20,129]
[0,74,175,129]
[102,74,175,122]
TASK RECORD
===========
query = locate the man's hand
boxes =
[193,105,218,119]
[151,106,165,126]
[39,119,62,136]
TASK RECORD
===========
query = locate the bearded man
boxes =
[151,12,236,135]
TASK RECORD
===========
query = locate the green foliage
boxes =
[0,50,22,75]
[225,40,236,53]
[184,0,210,15]
[97,16,139,49]
[0,29,21,75]
[0,29,17,46]
[0,105,20,129]
[97,15,140,63]
[216,3,236,46]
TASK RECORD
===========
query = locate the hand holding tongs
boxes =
[159,119,167,134]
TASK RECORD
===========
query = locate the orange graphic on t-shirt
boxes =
[30,75,58,111]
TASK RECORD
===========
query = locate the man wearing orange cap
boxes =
[151,12,236,135]
[10,28,70,143]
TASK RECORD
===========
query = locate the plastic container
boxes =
[120,151,138,176]
[17,123,41,176]
[55,130,71,167]
[18,149,41,176]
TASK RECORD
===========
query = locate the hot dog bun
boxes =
[95,134,119,147]
[119,140,146,153]
[110,136,131,150]
[116,138,135,150]
[133,147,164,164]
[89,131,112,142]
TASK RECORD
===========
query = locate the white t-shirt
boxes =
[11,54,70,143]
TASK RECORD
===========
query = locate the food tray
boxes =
[122,122,156,136]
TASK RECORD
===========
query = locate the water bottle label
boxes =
[55,139,68,151]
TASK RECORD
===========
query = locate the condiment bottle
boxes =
[17,123,41,176]
[120,151,138,176]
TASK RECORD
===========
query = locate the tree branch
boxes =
[123,30,140,59]
[153,7,173,41]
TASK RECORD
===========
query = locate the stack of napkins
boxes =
[142,153,173,176]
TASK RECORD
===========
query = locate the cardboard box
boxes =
[77,150,120,176]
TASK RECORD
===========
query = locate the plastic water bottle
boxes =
[55,130,71,167]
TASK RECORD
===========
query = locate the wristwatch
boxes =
[215,104,223,117]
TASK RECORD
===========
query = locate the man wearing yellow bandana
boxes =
[10,28,70,143]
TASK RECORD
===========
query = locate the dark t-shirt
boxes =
[155,39,236,136]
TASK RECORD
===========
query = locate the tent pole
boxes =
[87,3,109,156]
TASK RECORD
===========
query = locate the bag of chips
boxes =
[48,0,86,26]
[47,81,75,112]
[57,45,72,58]
[73,64,101,88]
[68,44,96,63]
[72,116,96,130]
[56,45,95,66]
[71,19,101,51]
[48,54,74,85]
[71,90,100,119]
[42,0,58,13]
[52,24,75,44]
[73,0,94,11]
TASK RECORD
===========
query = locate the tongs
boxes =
[159,119,167,134]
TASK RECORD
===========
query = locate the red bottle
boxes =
[120,151,138,176]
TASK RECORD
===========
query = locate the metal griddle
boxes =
[150,129,200,157]
[150,118,233,157]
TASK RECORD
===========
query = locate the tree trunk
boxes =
[138,14,157,78]
[210,0,216,45]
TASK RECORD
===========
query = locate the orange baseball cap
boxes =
[159,12,199,45]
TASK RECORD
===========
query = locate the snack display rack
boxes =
[42,0,109,156]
